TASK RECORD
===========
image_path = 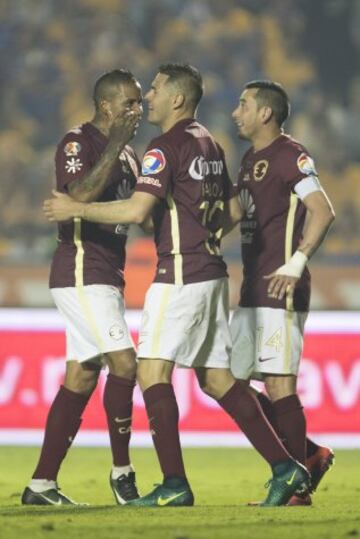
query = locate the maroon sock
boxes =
[143,383,186,480]
[273,394,306,464]
[103,373,135,467]
[32,385,89,480]
[257,391,317,460]
[218,381,290,465]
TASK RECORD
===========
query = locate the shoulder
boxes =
[57,124,90,155]
[278,134,312,160]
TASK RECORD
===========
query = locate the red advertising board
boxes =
[0,310,359,447]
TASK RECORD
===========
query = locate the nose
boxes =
[232,107,239,119]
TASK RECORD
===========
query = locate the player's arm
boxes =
[68,111,139,203]
[265,189,335,300]
[222,195,243,237]
[43,190,158,225]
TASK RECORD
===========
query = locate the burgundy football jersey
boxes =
[135,119,235,284]
[49,122,140,289]
[237,134,315,311]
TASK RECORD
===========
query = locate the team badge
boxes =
[253,160,268,181]
[141,148,166,175]
[64,141,81,156]
[65,158,83,174]
[297,153,317,176]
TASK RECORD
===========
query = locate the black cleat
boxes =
[110,471,140,505]
[21,486,88,506]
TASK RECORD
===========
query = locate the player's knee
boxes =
[198,378,224,400]
[265,376,296,401]
[64,371,98,396]
[106,349,137,380]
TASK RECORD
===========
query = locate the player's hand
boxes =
[43,190,84,222]
[109,109,141,145]
[263,271,299,300]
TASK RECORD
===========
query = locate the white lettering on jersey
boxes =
[189,156,224,180]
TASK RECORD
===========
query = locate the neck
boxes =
[252,127,282,152]
[91,113,111,137]
[160,110,194,133]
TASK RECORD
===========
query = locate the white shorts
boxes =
[230,307,308,380]
[137,278,232,369]
[51,285,135,363]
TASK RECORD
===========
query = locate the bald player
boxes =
[22,70,142,506]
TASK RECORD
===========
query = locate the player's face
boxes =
[106,82,143,123]
[145,73,174,127]
[232,89,262,140]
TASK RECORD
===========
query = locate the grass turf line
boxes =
[0,447,359,539]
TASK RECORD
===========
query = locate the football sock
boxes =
[32,385,89,480]
[305,437,320,458]
[273,394,306,464]
[256,391,318,460]
[111,464,134,480]
[143,383,186,480]
[28,479,57,492]
[218,380,290,465]
[103,374,135,467]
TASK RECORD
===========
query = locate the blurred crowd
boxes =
[0,0,359,265]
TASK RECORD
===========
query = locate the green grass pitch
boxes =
[0,447,359,539]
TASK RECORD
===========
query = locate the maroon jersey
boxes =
[135,119,235,284]
[237,134,314,311]
[49,122,140,289]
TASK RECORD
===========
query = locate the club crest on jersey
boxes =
[64,141,81,156]
[297,153,317,176]
[142,148,166,175]
[253,160,268,181]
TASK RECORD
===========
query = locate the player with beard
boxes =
[231,80,335,505]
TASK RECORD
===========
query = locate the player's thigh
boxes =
[137,279,231,369]
[264,374,297,401]
[230,307,257,380]
[51,285,135,364]
[105,348,137,379]
[137,359,175,391]
[64,360,101,395]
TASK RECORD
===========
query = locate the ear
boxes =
[173,93,185,110]
[261,106,273,124]
[100,100,112,118]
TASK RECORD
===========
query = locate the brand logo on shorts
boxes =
[109,324,124,340]
[258,356,276,363]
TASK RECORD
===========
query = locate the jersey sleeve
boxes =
[135,142,175,200]
[281,146,320,193]
[55,132,92,192]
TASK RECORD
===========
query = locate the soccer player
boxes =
[44,64,310,507]
[22,70,142,506]
[230,80,335,505]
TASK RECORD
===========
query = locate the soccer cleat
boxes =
[21,486,88,506]
[260,460,310,507]
[110,471,140,505]
[125,476,194,507]
[287,491,312,506]
[307,446,334,493]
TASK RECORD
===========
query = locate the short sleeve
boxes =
[281,148,319,192]
[135,143,174,200]
[55,133,92,191]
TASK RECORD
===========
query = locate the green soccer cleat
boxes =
[261,460,310,507]
[125,476,194,507]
